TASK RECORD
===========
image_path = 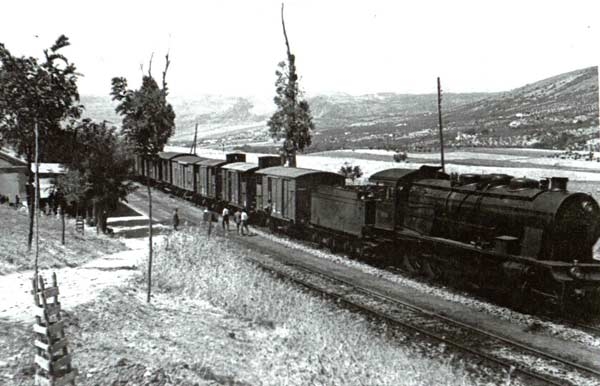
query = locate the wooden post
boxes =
[147,174,153,303]
[190,122,198,155]
[437,77,445,173]
[32,273,76,385]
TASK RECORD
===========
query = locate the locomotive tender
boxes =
[134,152,600,309]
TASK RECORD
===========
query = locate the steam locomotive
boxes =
[135,151,600,311]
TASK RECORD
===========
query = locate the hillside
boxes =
[307,66,599,152]
[80,66,599,152]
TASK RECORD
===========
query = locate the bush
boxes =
[339,162,363,182]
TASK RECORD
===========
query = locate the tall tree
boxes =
[111,54,175,303]
[267,4,315,167]
[70,119,135,234]
[0,35,82,250]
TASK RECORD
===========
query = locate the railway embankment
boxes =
[0,207,516,385]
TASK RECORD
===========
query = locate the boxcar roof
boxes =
[256,166,341,179]
[175,155,205,165]
[196,159,227,167]
[157,151,187,160]
[221,162,259,172]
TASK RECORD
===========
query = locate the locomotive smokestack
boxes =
[550,177,568,191]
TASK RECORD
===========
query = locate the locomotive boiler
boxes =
[369,166,600,308]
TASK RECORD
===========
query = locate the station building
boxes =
[0,150,27,205]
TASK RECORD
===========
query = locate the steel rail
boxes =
[248,255,599,386]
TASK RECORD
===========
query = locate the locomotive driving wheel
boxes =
[403,254,425,275]
[352,241,365,258]
[424,259,444,280]
[310,232,320,245]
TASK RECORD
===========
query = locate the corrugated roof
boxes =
[221,162,259,172]
[256,166,341,179]
[175,155,205,165]
[157,152,187,160]
[197,159,227,167]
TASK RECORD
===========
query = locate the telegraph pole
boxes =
[190,122,198,154]
[437,77,445,173]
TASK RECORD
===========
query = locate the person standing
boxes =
[222,207,230,231]
[233,208,242,235]
[241,209,249,236]
[173,208,180,231]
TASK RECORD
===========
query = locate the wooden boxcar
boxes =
[196,153,246,201]
[172,155,205,193]
[255,166,345,226]
[157,152,187,187]
[196,159,228,200]
[221,162,259,209]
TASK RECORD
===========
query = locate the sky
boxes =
[0,0,598,100]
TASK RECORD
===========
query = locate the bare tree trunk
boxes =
[60,205,65,245]
[288,150,297,167]
[93,201,99,234]
[147,176,153,303]
[27,159,34,251]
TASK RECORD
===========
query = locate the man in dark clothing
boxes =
[173,208,180,231]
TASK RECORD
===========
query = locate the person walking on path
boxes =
[173,208,180,231]
[222,207,230,231]
[241,209,249,236]
[233,208,242,235]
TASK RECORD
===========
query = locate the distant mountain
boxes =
[306,66,599,152]
[80,66,599,152]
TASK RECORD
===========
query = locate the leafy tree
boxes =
[267,4,315,167]
[339,162,363,183]
[111,54,175,303]
[393,151,408,162]
[72,119,135,234]
[54,169,87,245]
[0,35,82,250]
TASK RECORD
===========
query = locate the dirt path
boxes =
[0,233,150,325]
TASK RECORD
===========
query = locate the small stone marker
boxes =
[32,273,76,386]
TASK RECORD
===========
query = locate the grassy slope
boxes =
[1,227,520,385]
[0,205,127,274]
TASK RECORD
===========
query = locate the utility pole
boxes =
[437,77,445,173]
[190,122,198,154]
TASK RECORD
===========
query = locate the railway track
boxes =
[247,254,600,386]
[127,186,600,385]
[575,322,600,336]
